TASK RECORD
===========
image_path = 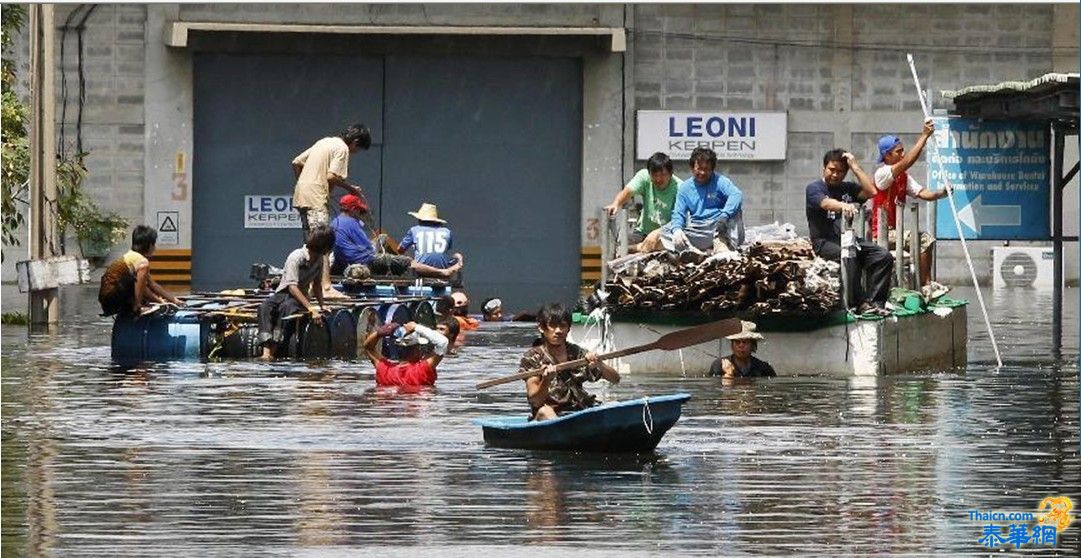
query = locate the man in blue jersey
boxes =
[659,147,745,253]
[396,203,463,278]
[329,194,376,275]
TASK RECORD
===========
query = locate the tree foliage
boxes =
[2,5,29,253]
[1,5,127,262]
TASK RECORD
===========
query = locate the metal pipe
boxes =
[1052,121,1064,358]
[601,208,611,284]
[856,205,866,240]
[909,203,920,289]
[907,53,1001,367]
[894,201,905,287]
[877,206,888,249]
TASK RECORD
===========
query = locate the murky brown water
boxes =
[2,285,1078,556]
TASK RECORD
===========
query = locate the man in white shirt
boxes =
[291,123,371,297]
[870,119,951,286]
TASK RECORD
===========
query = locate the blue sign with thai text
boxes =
[929,117,1050,240]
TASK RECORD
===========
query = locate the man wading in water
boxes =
[520,303,620,421]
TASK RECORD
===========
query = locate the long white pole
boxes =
[906,54,1002,368]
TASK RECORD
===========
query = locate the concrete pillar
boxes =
[144,4,193,250]
[28,4,59,326]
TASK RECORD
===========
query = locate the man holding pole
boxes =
[871,120,952,286]
[292,123,372,297]
[806,149,893,316]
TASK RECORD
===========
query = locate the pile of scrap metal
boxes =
[602,238,841,316]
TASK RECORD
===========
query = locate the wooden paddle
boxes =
[475,317,741,390]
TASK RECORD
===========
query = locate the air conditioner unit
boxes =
[992,246,1056,290]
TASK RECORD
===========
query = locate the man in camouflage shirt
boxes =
[520,303,621,421]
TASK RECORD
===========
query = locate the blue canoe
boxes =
[474,393,692,453]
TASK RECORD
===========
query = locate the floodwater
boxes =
[2,285,1078,557]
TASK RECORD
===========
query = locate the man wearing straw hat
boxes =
[709,321,776,378]
[396,202,464,277]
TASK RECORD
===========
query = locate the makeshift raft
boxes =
[574,302,968,377]
[576,237,968,376]
[111,279,451,361]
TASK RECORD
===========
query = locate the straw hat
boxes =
[726,320,764,341]
[407,203,445,224]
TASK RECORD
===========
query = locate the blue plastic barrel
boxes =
[373,285,397,297]
[301,317,332,359]
[111,312,207,361]
[409,300,436,328]
[379,303,413,360]
[220,324,262,359]
[329,309,357,359]
[111,316,145,360]
[354,306,382,359]
[404,285,434,297]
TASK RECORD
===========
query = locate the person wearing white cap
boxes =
[396,203,464,277]
[481,297,507,321]
[479,297,534,322]
[709,321,776,379]
[362,320,449,387]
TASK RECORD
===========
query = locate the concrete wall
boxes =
[4,3,1078,288]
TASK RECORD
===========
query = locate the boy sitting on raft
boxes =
[363,320,449,386]
[520,303,620,421]
[99,225,183,316]
[256,226,335,359]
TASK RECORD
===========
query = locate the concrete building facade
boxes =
[4,3,1078,304]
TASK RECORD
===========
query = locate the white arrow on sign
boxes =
[956,194,1021,235]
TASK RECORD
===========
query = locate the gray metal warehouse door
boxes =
[381,54,582,313]
[192,53,384,290]
[194,52,582,312]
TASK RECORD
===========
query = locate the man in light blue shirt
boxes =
[660,147,745,252]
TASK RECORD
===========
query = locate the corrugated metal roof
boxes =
[942,72,1080,100]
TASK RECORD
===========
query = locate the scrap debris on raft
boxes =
[600,224,841,317]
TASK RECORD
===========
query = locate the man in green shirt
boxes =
[603,152,681,253]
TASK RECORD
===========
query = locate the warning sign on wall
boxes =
[156,211,179,245]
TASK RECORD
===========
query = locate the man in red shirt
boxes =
[363,320,449,387]
[871,120,951,286]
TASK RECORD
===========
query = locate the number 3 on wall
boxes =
[586,218,600,241]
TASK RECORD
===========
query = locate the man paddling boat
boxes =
[520,303,620,421]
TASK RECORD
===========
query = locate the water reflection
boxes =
[1,285,1077,555]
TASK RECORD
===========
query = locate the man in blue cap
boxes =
[871,119,951,286]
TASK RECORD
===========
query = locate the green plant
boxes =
[56,153,127,259]
[1,5,29,258]
[1,311,28,325]
[2,6,127,263]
